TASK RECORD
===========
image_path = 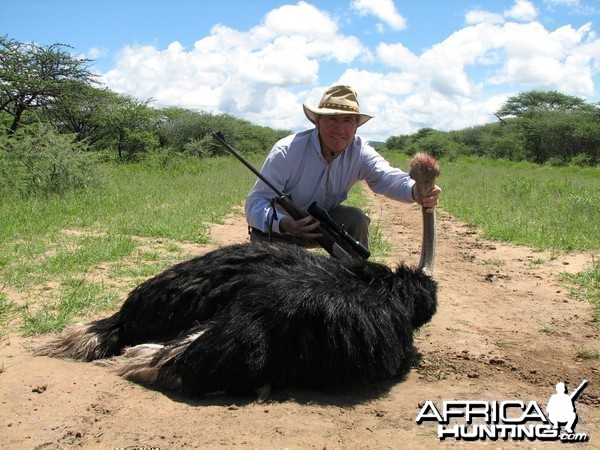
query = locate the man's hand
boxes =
[412,185,442,213]
[280,215,323,239]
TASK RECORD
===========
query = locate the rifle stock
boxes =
[212,131,370,260]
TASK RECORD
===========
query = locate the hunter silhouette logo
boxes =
[416,379,590,442]
[547,379,587,435]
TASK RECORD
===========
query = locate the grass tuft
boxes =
[561,259,600,322]
[21,279,121,335]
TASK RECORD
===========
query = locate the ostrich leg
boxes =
[409,153,440,276]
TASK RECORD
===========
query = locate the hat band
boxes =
[318,102,360,113]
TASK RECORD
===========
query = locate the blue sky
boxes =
[2,0,600,140]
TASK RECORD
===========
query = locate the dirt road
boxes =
[1,189,598,448]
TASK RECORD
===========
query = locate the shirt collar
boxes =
[309,128,327,162]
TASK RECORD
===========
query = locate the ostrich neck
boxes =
[419,207,436,276]
[409,153,439,277]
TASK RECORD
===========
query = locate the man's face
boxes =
[316,114,359,155]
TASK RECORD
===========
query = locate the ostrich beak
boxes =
[409,153,440,276]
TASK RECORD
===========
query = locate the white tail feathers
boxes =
[34,324,104,361]
[95,330,208,390]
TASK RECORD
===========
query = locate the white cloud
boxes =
[504,0,538,21]
[466,0,537,25]
[101,1,366,123]
[488,22,598,96]
[263,1,339,39]
[465,9,504,25]
[85,46,109,61]
[363,16,599,136]
[98,1,600,140]
[377,22,499,99]
[376,42,420,71]
[350,0,407,31]
[544,0,599,15]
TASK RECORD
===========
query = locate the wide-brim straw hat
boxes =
[303,85,373,127]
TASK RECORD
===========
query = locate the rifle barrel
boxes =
[570,379,588,400]
[212,132,285,197]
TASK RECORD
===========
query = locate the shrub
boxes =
[570,153,591,167]
[490,133,527,161]
[0,123,98,197]
[408,131,466,160]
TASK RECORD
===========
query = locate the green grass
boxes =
[561,258,600,321]
[0,292,15,340]
[21,279,122,334]
[0,155,262,334]
[0,154,387,335]
[346,183,392,257]
[1,152,598,333]
[575,347,600,360]
[2,233,138,289]
[382,153,600,251]
[383,152,599,320]
[1,155,260,247]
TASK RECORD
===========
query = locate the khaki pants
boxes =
[250,204,371,249]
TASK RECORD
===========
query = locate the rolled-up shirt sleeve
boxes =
[245,146,291,234]
[245,130,416,235]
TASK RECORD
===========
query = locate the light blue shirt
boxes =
[245,128,416,234]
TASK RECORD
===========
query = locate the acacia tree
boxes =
[48,84,128,147]
[0,35,96,134]
[495,90,588,119]
[102,95,159,158]
[495,90,599,164]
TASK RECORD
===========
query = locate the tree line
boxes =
[0,35,289,155]
[383,90,600,167]
[0,36,289,196]
[1,35,598,197]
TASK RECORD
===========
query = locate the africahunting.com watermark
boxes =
[416,379,590,443]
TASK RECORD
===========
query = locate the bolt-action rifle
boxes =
[212,131,371,260]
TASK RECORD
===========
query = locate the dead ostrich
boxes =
[35,153,440,400]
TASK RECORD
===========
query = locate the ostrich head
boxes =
[409,152,440,200]
[409,152,440,277]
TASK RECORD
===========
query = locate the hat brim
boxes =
[303,104,373,127]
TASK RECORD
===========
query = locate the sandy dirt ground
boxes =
[1,188,598,449]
